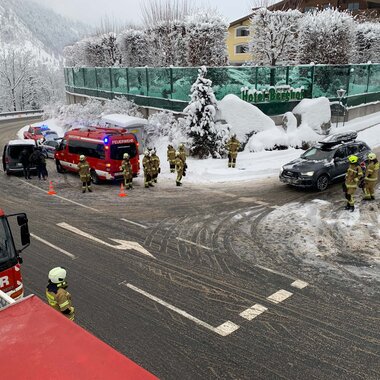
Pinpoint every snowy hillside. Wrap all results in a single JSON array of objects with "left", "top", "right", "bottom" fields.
[{"left": 0, "top": 0, "right": 90, "bottom": 67}]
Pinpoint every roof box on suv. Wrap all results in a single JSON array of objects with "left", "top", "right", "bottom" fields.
[{"left": 319, "top": 131, "right": 357, "bottom": 146}]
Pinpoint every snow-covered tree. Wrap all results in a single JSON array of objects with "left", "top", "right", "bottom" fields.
[
  {"left": 298, "top": 9, "right": 355, "bottom": 64},
  {"left": 352, "top": 22, "right": 380, "bottom": 64},
  {"left": 117, "top": 29, "right": 151, "bottom": 67},
  {"left": 186, "top": 12, "right": 228, "bottom": 67},
  {"left": 184, "top": 66, "right": 220, "bottom": 158},
  {"left": 249, "top": 8, "right": 301, "bottom": 67}
]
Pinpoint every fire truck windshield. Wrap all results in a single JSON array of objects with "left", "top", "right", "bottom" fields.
[
  {"left": 110, "top": 143, "right": 137, "bottom": 160},
  {"left": 0, "top": 218, "right": 16, "bottom": 265}
]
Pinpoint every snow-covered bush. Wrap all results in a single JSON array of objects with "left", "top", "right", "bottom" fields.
[
  {"left": 145, "top": 111, "right": 177, "bottom": 147},
  {"left": 292, "top": 97, "right": 331, "bottom": 134},
  {"left": 352, "top": 22, "right": 380, "bottom": 64},
  {"left": 185, "top": 12, "right": 228, "bottom": 66},
  {"left": 102, "top": 97, "right": 142, "bottom": 118},
  {"left": 249, "top": 8, "right": 301, "bottom": 67},
  {"left": 184, "top": 66, "right": 220, "bottom": 158},
  {"left": 298, "top": 9, "right": 355, "bottom": 64},
  {"left": 217, "top": 94, "right": 275, "bottom": 148},
  {"left": 117, "top": 29, "right": 151, "bottom": 67}
]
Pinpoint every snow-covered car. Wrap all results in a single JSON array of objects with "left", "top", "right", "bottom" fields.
[
  {"left": 279, "top": 131, "right": 371, "bottom": 191},
  {"left": 41, "top": 130, "right": 59, "bottom": 141},
  {"left": 41, "top": 139, "right": 60, "bottom": 159}
]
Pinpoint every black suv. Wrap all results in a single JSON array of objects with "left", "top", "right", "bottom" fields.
[{"left": 279, "top": 131, "right": 371, "bottom": 191}]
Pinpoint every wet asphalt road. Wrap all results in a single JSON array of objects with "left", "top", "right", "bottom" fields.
[{"left": 1, "top": 118, "right": 379, "bottom": 379}]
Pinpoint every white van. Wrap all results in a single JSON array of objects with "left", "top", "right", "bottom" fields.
[{"left": 101, "top": 114, "right": 148, "bottom": 154}]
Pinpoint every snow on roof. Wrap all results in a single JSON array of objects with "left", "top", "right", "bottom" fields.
[
  {"left": 101, "top": 114, "right": 148, "bottom": 127},
  {"left": 8, "top": 139, "right": 36, "bottom": 146}
]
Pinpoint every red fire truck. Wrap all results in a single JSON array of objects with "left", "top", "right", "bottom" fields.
[
  {"left": 54, "top": 126, "right": 140, "bottom": 183},
  {"left": 0, "top": 208, "right": 30, "bottom": 300}
]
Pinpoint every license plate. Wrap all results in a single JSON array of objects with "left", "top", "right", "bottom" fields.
[{"left": 17, "top": 163, "right": 23, "bottom": 167}]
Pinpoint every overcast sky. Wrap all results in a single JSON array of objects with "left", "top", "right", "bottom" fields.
[{"left": 32, "top": 0, "right": 255, "bottom": 26}]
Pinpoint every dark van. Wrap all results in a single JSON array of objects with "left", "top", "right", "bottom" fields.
[{"left": 2, "top": 140, "right": 37, "bottom": 175}]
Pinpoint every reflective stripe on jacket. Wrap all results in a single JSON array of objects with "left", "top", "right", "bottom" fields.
[
  {"left": 365, "top": 161, "right": 379, "bottom": 182},
  {"left": 345, "top": 163, "right": 362, "bottom": 188}
]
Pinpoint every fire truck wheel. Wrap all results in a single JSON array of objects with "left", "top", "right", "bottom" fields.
[
  {"left": 56, "top": 160, "right": 65, "bottom": 173},
  {"left": 90, "top": 170, "right": 100, "bottom": 184}
]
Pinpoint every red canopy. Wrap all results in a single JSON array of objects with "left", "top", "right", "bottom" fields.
[{"left": 0, "top": 295, "right": 157, "bottom": 380}]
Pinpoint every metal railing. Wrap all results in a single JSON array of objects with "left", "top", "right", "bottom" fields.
[
  {"left": 0, "top": 289, "right": 15, "bottom": 309},
  {"left": 0, "top": 110, "right": 43, "bottom": 118}
]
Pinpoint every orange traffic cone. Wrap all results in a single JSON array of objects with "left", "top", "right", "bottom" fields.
[
  {"left": 47, "top": 181, "right": 57, "bottom": 195},
  {"left": 118, "top": 183, "right": 127, "bottom": 197}
]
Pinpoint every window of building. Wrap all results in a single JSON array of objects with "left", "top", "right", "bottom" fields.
[
  {"left": 347, "top": 2, "right": 359, "bottom": 10},
  {"left": 235, "top": 27, "right": 249, "bottom": 37},
  {"left": 235, "top": 44, "right": 248, "bottom": 54}
]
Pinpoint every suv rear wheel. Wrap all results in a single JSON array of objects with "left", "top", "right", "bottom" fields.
[{"left": 316, "top": 174, "right": 329, "bottom": 191}]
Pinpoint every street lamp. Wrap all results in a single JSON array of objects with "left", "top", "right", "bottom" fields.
[{"left": 336, "top": 89, "right": 346, "bottom": 128}]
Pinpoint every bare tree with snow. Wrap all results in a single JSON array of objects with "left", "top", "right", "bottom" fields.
[
  {"left": 249, "top": 8, "right": 301, "bottom": 67},
  {"left": 298, "top": 9, "right": 356, "bottom": 64}
]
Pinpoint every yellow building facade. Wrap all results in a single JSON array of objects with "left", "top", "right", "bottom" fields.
[{"left": 227, "top": 14, "right": 252, "bottom": 66}]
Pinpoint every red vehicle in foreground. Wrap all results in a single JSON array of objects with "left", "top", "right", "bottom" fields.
[
  {"left": 0, "top": 294, "right": 157, "bottom": 379},
  {"left": 23, "top": 124, "right": 50, "bottom": 140},
  {"left": 54, "top": 126, "right": 140, "bottom": 183},
  {"left": 0, "top": 209, "right": 30, "bottom": 300}
]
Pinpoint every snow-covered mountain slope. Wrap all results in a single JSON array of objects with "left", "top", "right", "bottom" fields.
[{"left": 0, "top": 0, "right": 90, "bottom": 67}]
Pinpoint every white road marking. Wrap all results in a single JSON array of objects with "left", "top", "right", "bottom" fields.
[
  {"left": 291, "top": 280, "right": 309, "bottom": 289},
  {"left": 124, "top": 283, "right": 239, "bottom": 336},
  {"left": 57, "top": 222, "right": 155, "bottom": 258},
  {"left": 176, "top": 237, "right": 212, "bottom": 251},
  {"left": 239, "top": 304, "right": 268, "bottom": 321},
  {"left": 20, "top": 179, "right": 101, "bottom": 213},
  {"left": 267, "top": 289, "right": 293, "bottom": 304},
  {"left": 31, "top": 233, "right": 76, "bottom": 259},
  {"left": 121, "top": 218, "right": 148, "bottom": 229}
]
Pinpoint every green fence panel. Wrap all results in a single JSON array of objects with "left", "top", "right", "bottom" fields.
[
  {"left": 171, "top": 67, "right": 198, "bottom": 101},
  {"left": 288, "top": 65, "right": 313, "bottom": 98},
  {"left": 84, "top": 68, "right": 97, "bottom": 90},
  {"left": 73, "top": 68, "right": 84, "bottom": 88},
  {"left": 111, "top": 68, "right": 128, "bottom": 94},
  {"left": 96, "top": 68, "right": 111, "bottom": 92},
  {"left": 368, "top": 64, "right": 380, "bottom": 94},
  {"left": 147, "top": 68, "right": 172, "bottom": 99},
  {"left": 67, "top": 68, "right": 74, "bottom": 87},
  {"left": 312, "top": 65, "right": 349, "bottom": 98},
  {"left": 128, "top": 68, "right": 148, "bottom": 96},
  {"left": 348, "top": 64, "right": 369, "bottom": 96}
]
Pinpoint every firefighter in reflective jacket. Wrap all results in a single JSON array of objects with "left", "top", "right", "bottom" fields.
[
  {"left": 344, "top": 155, "right": 363, "bottom": 211},
  {"left": 178, "top": 143, "right": 187, "bottom": 176},
  {"left": 150, "top": 149, "right": 160, "bottom": 183},
  {"left": 78, "top": 155, "right": 92, "bottom": 193},
  {"left": 46, "top": 267, "right": 75, "bottom": 321},
  {"left": 363, "top": 152, "right": 379, "bottom": 200},
  {"left": 167, "top": 144, "right": 176, "bottom": 173},
  {"left": 227, "top": 135, "right": 240, "bottom": 168},
  {"left": 121, "top": 153, "right": 133, "bottom": 189},
  {"left": 175, "top": 151, "right": 184, "bottom": 186},
  {"left": 143, "top": 150, "right": 154, "bottom": 188}
]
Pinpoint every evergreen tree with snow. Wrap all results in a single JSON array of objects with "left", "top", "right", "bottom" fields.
[
  {"left": 184, "top": 66, "right": 219, "bottom": 159},
  {"left": 298, "top": 9, "right": 355, "bottom": 64}
]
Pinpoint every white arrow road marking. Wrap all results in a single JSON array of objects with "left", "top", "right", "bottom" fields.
[
  {"left": 124, "top": 282, "right": 240, "bottom": 337},
  {"left": 57, "top": 222, "right": 155, "bottom": 258},
  {"left": 31, "top": 233, "right": 76, "bottom": 259}
]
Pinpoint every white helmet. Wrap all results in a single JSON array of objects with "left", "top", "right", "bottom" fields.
[
  {"left": 48, "top": 267, "right": 67, "bottom": 284},
  {"left": 79, "top": 155, "right": 85, "bottom": 161},
  {"left": 144, "top": 150, "right": 149, "bottom": 156},
  {"left": 123, "top": 153, "right": 129, "bottom": 159}
]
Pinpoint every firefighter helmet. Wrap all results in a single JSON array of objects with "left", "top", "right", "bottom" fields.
[
  {"left": 48, "top": 267, "right": 67, "bottom": 284},
  {"left": 123, "top": 153, "right": 129, "bottom": 159},
  {"left": 368, "top": 152, "right": 376, "bottom": 161},
  {"left": 144, "top": 150, "right": 149, "bottom": 156},
  {"left": 348, "top": 155, "right": 358, "bottom": 164},
  {"left": 79, "top": 155, "right": 85, "bottom": 161},
  {"left": 175, "top": 151, "right": 180, "bottom": 157}
]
